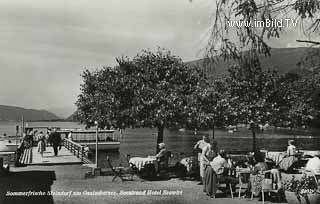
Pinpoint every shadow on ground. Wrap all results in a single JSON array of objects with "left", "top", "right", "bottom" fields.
[{"left": 0, "top": 170, "right": 56, "bottom": 204}]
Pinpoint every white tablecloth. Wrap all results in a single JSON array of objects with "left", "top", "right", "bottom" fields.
[
  {"left": 265, "top": 151, "right": 286, "bottom": 166},
  {"left": 129, "top": 157, "right": 158, "bottom": 171},
  {"left": 301, "top": 150, "right": 320, "bottom": 157}
]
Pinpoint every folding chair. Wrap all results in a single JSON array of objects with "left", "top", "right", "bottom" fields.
[
  {"left": 216, "top": 179, "right": 234, "bottom": 198},
  {"left": 106, "top": 156, "right": 134, "bottom": 182},
  {"left": 236, "top": 168, "right": 251, "bottom": 198},
  {"left": 216, "top": 174, "right": 236, "bottom": 198}
]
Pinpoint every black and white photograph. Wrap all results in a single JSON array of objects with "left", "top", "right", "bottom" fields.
[{"left": 0, "top": 0, "right": 320, "bottom": 204}]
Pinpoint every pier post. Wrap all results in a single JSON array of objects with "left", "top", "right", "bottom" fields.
[
  {"left": 95, "top": 121, "right": 98, "bottom": 168},
  {"left": 81, "top": 146, "right": 84, "bottom": 162}
]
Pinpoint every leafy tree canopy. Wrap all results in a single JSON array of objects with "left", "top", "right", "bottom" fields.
[{"left": 76, "top": 48, "right": 211, "bottom": 150}]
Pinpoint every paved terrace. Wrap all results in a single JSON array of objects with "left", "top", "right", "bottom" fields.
[{"left": 0, "top": 164, "right": 288, "bottom": 204}]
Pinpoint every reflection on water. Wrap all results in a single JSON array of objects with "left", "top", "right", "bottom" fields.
[{"left": 1, "top": 121, "right": 319, "bottom": 168}]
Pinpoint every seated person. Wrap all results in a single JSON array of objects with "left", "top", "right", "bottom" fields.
[
  {"left": 149, "top": 143, "right": 169, "bottom": 170},
  {"left": 277, "top": 140, "right": 300, "bottom": 172},
  {"left": 249, "top": 151, "right": 270, "bottom": 197},
  {"left": 209, "top": 149, "right": 238, "bottom": 196},
  {"left": 305, "top": 154, "right": 320, "bottom": 175},
  {"left": 154, "top": 143, "right": 167, "bottom": 160},
  {"left": 287, "top": 140, "right": 298, "bottom": 156},
  {"left": 252, "top": 151, "right": 269, "bottom": 174}
]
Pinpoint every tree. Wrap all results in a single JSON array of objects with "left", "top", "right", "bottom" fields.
[
  {"left": 76, "top": 48, "right": 210, "bottom": 153},
  {"left": 206, "top": 0, "right": 320, "bottom": 61},
  {"left": 201, "top": 0, "right": 320, "bottom": 151},
  {"left": 273, "top": 69, "right": 320, "bottom": 129},
  {"left": 216, "top": 52, "right": 281, "bottom": 152}
]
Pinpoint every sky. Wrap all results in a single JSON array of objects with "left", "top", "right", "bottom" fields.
[{"left": 0, "top": 0, "right": 318, "bottom": 116}]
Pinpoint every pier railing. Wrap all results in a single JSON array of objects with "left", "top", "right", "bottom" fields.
[{"left": 64, "top": 138, "right": 92, "bottom": 164}]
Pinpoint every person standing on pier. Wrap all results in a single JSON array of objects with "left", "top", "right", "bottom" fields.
[
  {"left": 49, "top": 129, "right": 61, "bottom": 156},
  {"left": 37, "top": 132, "right": 46, "bottom": 157}
]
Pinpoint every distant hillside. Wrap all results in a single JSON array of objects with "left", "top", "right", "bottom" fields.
[
  {"left": 47, "top": 106, "right": 76, "bottom": 119},
  {"left": 188, "top": 47, "right": 320, "bottom": 78},
  {"left": 66, "top": 111, "right": 79, "bottom": 121},
  {"left": 0, "top": 105, "right": 60, "bottom": 121}
]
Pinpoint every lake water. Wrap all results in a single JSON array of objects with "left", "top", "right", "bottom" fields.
[{"left": 1, "top": 121, "right": 320, "bottom": 168}]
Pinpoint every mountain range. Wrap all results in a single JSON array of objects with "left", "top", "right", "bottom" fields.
[
  {"left": 0, "top": 105, "right": 60, "bottom": 121},
  {"left": 188, "top": 47, "right": 320, "bottom": 78}
]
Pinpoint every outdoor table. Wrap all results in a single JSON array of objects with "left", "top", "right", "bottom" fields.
[
  {"left": 236, "top": 167, "right": 251, "bottom": 181},
  {"left": 265, "top": 151, "right": 286, "bottom": 166},
  {"left": 236, "top": 167, "right": 251, "bottom": 175},
  {"left": 129, "top": 157, "right": 159, "bottom": 172},
  {"left": 301, "top": 150, "right": 320, "bottom": 157}
]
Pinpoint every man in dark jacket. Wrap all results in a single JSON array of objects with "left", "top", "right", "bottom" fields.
[{"left": 49, "top": 129, "right": 61, "bottom": 156}]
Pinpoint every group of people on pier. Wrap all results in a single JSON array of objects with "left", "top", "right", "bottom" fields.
[
  {"left": 36, "top": 129, "right": 62, "bottom": 157},
  {"left": 18, "top": 128, "right": 62, "bottom": 158}
]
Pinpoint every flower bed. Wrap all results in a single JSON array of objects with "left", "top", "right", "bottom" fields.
[
  {"left": 283, "top": 174, "right": 320, "bottom": 204},
  {"left": 285, "top": 191, "right": 320, "bottom": 204}
]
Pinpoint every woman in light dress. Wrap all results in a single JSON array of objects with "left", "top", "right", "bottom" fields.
[
  {"left": 37, "top": 132, "right": 46, "bottom": 157},
  {"left": 194, "top": 135, "right": 210, "bottom": 184}
]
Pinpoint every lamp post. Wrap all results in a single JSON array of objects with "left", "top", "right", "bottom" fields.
[{"left": 94, "top": 121, "right": 98, "bottom": 168}]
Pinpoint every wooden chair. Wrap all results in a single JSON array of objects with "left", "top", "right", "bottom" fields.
[
  {"left": 106, "top": 156, "right": 135, "bottom": 182},
  {"left": 236, "top": 168, "right": 251, "bottom": 198},
  {"left": 250, "top": 169, "right": 281, "bottom": 204},
  {"left": 216, "top": 176, "right": 234, "bottom": 198},
  {"left": 158, "top": 151, "right": 172, "bottom": 171}
]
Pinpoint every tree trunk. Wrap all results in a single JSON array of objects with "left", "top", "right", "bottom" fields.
[
  {"left": 252, "top": 128, "right": 256, "bottom": 153},
  {"left": 156, "top": 125, "right": 164, "bottom": 153},
  {"left": 212, "top": 121, "right": 215, "bottom": 140}
]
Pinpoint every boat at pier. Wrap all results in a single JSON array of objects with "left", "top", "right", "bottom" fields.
[
  {"left": 23, "top": 126, "right": 120, "bottom": 151},
  {"left": 60, "top": 129, "right": 120, "bottom": 151},
  {"left": 0, "top": 140, "right": 20, "bottom": 152}
]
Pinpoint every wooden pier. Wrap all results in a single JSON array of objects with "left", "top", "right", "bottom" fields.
[
  {"left": 29, "top": 146, "right": 83, "bottom": 165},
  {"left": 18, "top": 139, "right": 92, "bottom": 166}
]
